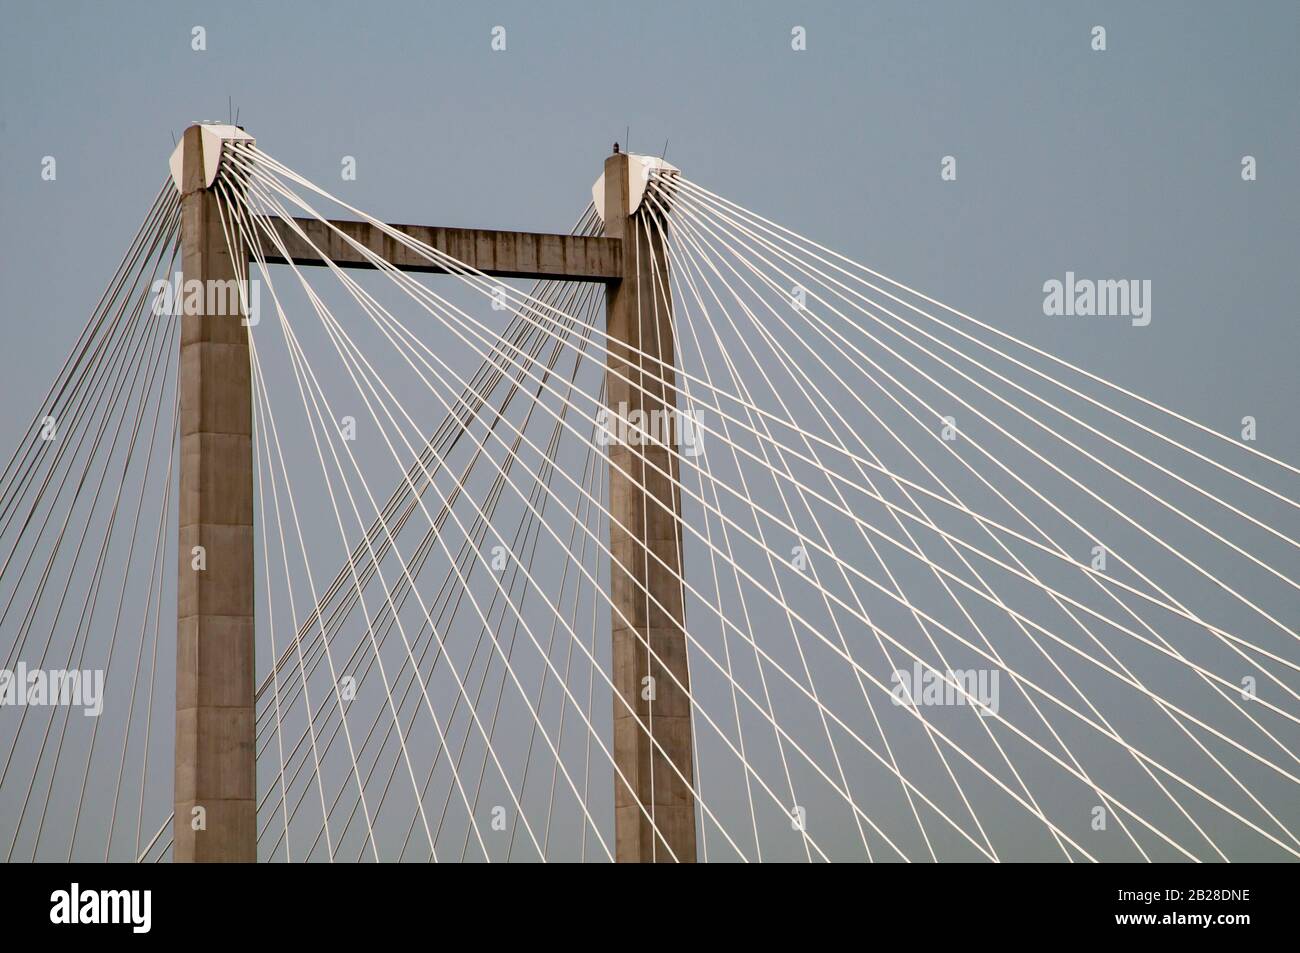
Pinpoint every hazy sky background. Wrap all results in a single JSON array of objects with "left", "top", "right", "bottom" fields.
[
  {"left": 0, "top": 1, "right": 1296, "bottom": 862},
  {"left": 1, "top": 0, "right": 1296, "bottom": 446}
]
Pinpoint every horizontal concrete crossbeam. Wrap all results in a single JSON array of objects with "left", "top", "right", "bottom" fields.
[{"left": 259, "top": 217, "right": 622, "bottom": 282}]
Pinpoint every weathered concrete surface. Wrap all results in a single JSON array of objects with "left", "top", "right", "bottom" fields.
[
  {"left": 175, "top": 124, "right": 256, "bottom": 863},
  {"left": 603, "top": 151, "right": 698, "bottom": 863},
  {"left": 260, "top": 218, "right": 622, "bottom": 282}
]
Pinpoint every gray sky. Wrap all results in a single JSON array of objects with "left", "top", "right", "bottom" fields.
[
  {"left": 2, "top": 1, "right": 1296, "bottom": 450},
  {"left": 0, "top": 1, "right": 1296, "bottom": 861}
]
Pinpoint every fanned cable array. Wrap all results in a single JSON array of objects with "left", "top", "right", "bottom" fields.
[
  {"left": 0, "top": 184, "right": 181, "bottom": 861},
  {"left": 1, "top": 139, "right": 1295, "bottom": 861}
]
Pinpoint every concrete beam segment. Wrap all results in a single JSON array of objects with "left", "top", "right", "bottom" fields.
[{"left": 258, "top": 218, "right": 622, "bottom": 282}]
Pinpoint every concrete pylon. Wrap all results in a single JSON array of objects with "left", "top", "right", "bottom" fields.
[
  {"left": 173, "top": 124, "right": 256, "bottom": 862},
  {"left": 603, "top": 151, "right": 698, "bottom": 862}
]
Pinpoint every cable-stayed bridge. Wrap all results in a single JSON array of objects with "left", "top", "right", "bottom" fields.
[{"left": 0, "top": 124, "right": 1295, "bottom": 862}]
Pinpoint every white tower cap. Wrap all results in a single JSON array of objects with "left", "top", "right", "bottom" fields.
[
  {"left": 168, "top": 123, "right": 255, "bottom": 193},
  {"left": 592, "top": 153, "right": 679, "bottom": 223}
]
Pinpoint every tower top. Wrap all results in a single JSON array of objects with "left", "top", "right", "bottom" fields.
[
  {"left": 592, "top": 152, "right": 679, "bottom": 223},
  {"left": 168, "top": 123, "right": 254, "bottom": 194}
]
